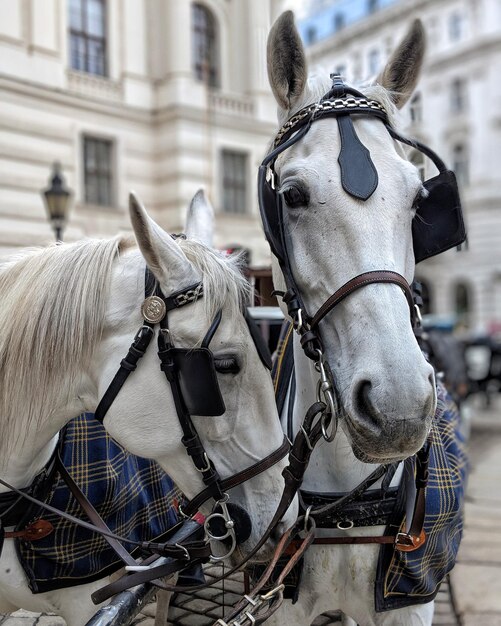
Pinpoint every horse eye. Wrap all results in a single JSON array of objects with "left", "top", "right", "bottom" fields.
[
  {"left": 282, "top": 185, "right": 309, "bottom": 208},
  {"left": 214, "top": 356, "right": 240, "bottom": 374}
]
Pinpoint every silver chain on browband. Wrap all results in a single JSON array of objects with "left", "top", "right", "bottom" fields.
[
  {"left": 274, "top": 97, "right": 387, "bottom": 147},
  {"left": 174, "top": 283, "right": 204, "bottom": 307}
]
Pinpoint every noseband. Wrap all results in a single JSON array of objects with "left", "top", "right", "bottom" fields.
[{"left": 94, "top": 267, "right": 290, "bottom": 560}]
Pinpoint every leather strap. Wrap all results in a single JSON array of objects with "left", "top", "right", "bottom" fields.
[
  {"left": 4, "top": 519, "right": 53, "bottom": 540},
  {"left": 91, "top": 403, "right": 329, "bottom": 602},
  {"left": 310, "top": 270, "right": 416, "bottom": 329},
  {"left": 181, "top": 436, "right": 290, "bottom": 518}
]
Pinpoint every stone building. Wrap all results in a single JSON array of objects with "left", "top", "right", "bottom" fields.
[
  {"left": 0, "top": 0, "right": 283, "bottom": 275},
  {"left": 298, "top": 0, "right": 501, "bottom": 331}
]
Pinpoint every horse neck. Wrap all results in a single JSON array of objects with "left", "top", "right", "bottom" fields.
[
  {"left": 0, "top": 377, "right": 95, "bottom": 491},
  {"left": 291, "top": 335, "right": 380, "bottom": 493}
]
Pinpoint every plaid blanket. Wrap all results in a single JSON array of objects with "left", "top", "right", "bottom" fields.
[
  {"left": 16, "top": 413, "right": 181, "bottom": 593},
  {"left": 272, "top": 322, "right": 468, "bottom": 612},
  {"left": 375, "top": 384, "right": 468, "bottom": 611}
]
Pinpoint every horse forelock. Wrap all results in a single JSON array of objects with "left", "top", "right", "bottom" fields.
[{"left": 0, "top": 238, "right": 123, "bottom": 456}]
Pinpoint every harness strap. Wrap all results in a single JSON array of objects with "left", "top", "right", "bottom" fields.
[
  {"left": 218, "top": 516, "right": 316, "bottom": 626},
  {"left": 90, "top": 403, "right": 328, "bottom": 602},
  {"left": 309, "top": 270, "right": 416, "bottom": 330},
  {"left": 181, "top": 435, "right": 290, "bottom": 518},
  {"left": 94, "top": 325, "right": 154, "bottom": 423}
]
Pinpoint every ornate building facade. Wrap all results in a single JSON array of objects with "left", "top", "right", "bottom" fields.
[
  {"left": 299, "top": 0, "right": 501, "bottom": 331},
  {"left": 0, "top": 0, "right": 284, "bottom": 268}
]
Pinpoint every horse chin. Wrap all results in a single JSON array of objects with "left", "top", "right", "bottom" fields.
[{"left": 340, "top": 416, "right": 421, "bottom": 464}]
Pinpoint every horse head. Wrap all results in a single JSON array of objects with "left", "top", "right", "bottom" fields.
[
  {"left": 94, "top": 193, "right": 297, "bottom": 559},
  {"left": 265, "top": 12, "right": 436, "bottom": 463}
]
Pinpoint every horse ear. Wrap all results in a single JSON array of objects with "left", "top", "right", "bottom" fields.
[
  {"left": 267, "top": 11, "right": 308, "bottom": 112},
  {"left": 377, "top": 19, "right": 426, "bottom": 109},
  {"left": 185, "top": 188, "right": 214, "bottom": 247},
  {"left": 129, "top": 192, "right": 199, "bottom": 290}
]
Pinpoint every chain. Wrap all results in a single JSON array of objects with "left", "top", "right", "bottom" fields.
[{"left": 174, "top": 283, "right": 204, "bottom": 307}]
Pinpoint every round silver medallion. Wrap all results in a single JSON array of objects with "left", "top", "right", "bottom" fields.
[{"left": 141, "top": 296, "right": 166, "bottom": 324}]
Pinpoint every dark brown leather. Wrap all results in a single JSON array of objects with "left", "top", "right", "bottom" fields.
[
  {"left": 182, "top": 436, "right": 290, "bottom": 517},
  {"left": 310, "top": 270, "right": 415, "bottom": 329}
]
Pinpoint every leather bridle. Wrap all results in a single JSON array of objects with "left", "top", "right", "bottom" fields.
[{"left": 94, "top": 267, "right": 292, "bottom": 562}]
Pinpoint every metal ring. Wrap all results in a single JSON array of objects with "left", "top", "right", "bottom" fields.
[
  {"left": 204, "top": 513, "right": 234, "bottom": 541},
  {"left": 321, "top": 409, "right": 337, "bottom": 443},
  {"left": 174, "top": 542, "right": 191, "bottom": 561},
  {"left": 303, "top": 505, "right": 313, "bottom": 533},
  {"left": 208, "top": 532, "right": 237, "bottom": 562},
  {"left": 336, "top": 520, "right": 354, "bottom": 530}
]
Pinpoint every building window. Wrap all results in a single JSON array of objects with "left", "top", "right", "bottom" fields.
[
  {"left": 305, "top": 25, "right": 317, "bottom": 44},
  {"left": 368, "top": 49, "right": 380, "bottom": 75},
  {"left": 368, "top": 0, "right": 379, "bottom": 14},
  {"left": 452, "top": 143, "right": 469, "bottom": 187},
  {"left": 69, "top": 0, "right": 107, "bottom": 76},
  {"left": 449, "top": 12, "right": 464, "bottom": 41},
  {"left": 450, "top": 78, "right": 467, "bottom": 113},
  {"left": 83, "top": 137, "right": 114, "bottom": 206},
  {"left": 192, "top": 3, "right": 219, "bottom": 88},
  {"left": 454, "top": 282, "right": 471, "bottom": 324},
  {"left": 334, "top": 13, "right": 345, "bottom": 31},
  {"left": 410, "top": 150, "right": 426, "bottom": 182},
  {"left": 221, "top": 150, "right": 247, "bottom": 214},
  {"left": 409, "top": 92, "right": 422, "bottom": 124}
]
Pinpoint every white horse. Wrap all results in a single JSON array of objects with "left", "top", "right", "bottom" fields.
[
  {"left": 262, "top": 12, "right": 439, "bottom": 626},
  {"left": 0, "top": 193, "right": 297, "bottom": 625}
]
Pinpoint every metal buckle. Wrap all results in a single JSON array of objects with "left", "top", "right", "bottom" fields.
[{"left": 195, "top": 452, "right": 212, "bottom": 473}]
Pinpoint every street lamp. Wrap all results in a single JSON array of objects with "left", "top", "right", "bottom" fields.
[{"left": 42, "top": 162, "right": 72, "bottom": 242}]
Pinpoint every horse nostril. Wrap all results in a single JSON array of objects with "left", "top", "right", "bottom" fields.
[{"left": 353, "top": 380, "right": 381, "bottom": 430}]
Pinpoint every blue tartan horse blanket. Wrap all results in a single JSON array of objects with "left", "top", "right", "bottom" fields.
[
  {"left": 272, "top": 322, "right": 468, "bottom": 612},
  {"left": 16, "top": 413, "right": 181, "bottom": 593}
]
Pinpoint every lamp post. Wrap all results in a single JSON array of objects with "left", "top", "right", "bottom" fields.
[{"left": 42, "top": 162, "right": 72, "bottom": 242}]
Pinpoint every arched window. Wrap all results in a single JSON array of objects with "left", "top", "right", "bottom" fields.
[
  {"left": 452, "top": 143, "right": 469, "bottom": 187},
  {"left": 409, "top": 92, "right": 422, "bottom": 124},
  {"left": 454, "top": 282, "right": 471, "bottom": 323},
  {"left": 410, "top": 150, "right": 425, "bottom": 182},
  {"left": 192, "top": 3, "right": 219, "bottom": 88}
]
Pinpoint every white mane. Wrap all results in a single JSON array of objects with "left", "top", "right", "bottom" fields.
[{"left": 0, "top": 237, "right": 249, "bottom": 455}]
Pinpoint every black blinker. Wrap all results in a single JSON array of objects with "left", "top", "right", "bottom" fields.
[{"left": 163, "top": 348, "right": 226, "bottom": 417}]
